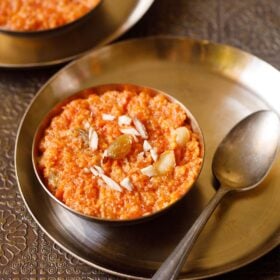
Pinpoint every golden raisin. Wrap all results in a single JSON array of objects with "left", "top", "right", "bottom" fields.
[{"left": 107, "top": 135, "right": 133, "bottom": 159}]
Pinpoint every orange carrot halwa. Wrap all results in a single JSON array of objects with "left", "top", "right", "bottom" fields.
[
  {"left": 38, "top": 88, "right": 203, "bottom": 220},
  {"left": 0, "top": 0, "right": 99, "bottom": 31}
]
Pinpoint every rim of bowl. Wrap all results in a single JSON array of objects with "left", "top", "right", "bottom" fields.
[
  {"left": 32, "top": 83, "right": 205, "bottom": 225},
  {"left": 0, "top": 0, "right": 101, "bottom": 37}
]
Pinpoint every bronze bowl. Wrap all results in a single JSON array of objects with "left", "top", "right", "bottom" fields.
[{"left": 32, "top": 83, "right": 205, "bottom": 225}]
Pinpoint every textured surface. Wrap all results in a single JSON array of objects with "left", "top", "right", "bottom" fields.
[{"left": 0, "top": 0, "right": 279, "bottom": 279}]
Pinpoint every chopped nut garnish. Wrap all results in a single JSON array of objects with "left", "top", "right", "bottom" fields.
[
  {"left": 90, "top": 165, "right": 122, "bottom": 192},
  {"left": 150, "top": 148, "right": 158, "bottom": 161},
  {"left": 133, "top": 117, "right": 148, "bottom": 139},
  {"left": 100, "top": 174, "right": 122, "bottom": 192},
  {"left": 102, "top": 114, "right": 115, "bottom": 121},
  {"left": 143, "top": 140, "right": 152, "bottom": 151},
  {"left": 141, "top": 165, "right": 156, "bottom": 177},
  {"left": 88, "top": 127, "right": 98, "bottom": 151},
  {"left": 154, "top": 150, "right": 176, "bottom": 175},
  {"left": 120, "top": 127, "right": 140, "bottom": 137},
  {"left": 143, "top": 140, "right": 158, "bottom": 161},
  {"left": 90, "top": 167, "right": 99, "bottom": 176},
  {"left": 118, "top": 115, "right": 132, "bottom": 126},
  {"left": 107, "top": 134, "right": 133, "bottom": 159},
  {"left": 120, "top": 177, "right": 133, "bottom": 191},
  {"left": 93, "top": 165, "right": 104, "bottom": 174}
]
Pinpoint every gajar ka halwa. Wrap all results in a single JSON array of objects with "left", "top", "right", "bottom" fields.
[
  {"left": 37, "top": 87, "right": 203, "bottom": 220},
  {"left": 0, "top": 0, "right": 100, "bottom": 32}
]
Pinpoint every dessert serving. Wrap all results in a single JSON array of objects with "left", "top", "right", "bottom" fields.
[
  {"left": 34, "top": 84, "right": 203, "bottom": 220},
  {"left": 0, "top": 0, "right": 100, "bottom": 32}
]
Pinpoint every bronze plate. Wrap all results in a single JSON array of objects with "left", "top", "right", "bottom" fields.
[
  {"left": 0, "top": 0, "right": 154, "bottom": 68},
  {"left": 15, "top": 37, "right": 280, "bottom": 279}
]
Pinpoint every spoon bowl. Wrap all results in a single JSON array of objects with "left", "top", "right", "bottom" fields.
[
  {"left": 213, "top": 110, "right": 280, "bottom": 191},
  {"left": 152, "top": 110, "right": 280, "bottom": 280}
]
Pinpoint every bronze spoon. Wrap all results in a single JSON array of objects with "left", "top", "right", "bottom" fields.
[{"left": 152, "top": 110, "right": 280, "bottom": 280}]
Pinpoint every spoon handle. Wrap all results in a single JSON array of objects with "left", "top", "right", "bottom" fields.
[{"left": 151, "top": 186, "right": 231, "bottom": 280}]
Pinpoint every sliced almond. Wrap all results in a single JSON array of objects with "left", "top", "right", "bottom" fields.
[
  {"left": 90, "top": 165, "right": 122, "bottom": 192},
  {"left": 89, "top": 128, "right": 98, "bottom": 151},
  {"left": 94, "top": 165, "right": 104, "bottom": 174},
  {"left": 120, "top": 177, "right": 133, "bottom": 191},
  {"left": 143, "top": 140, "right": 158, "bottom": 162},
  {"left": 141, "top": 165, "right": 156, "bottom": 177},
  {"left": 90, "top": 167, "right": 99, "bottom": 176},
  {"left": 118, "top": 115, "right": 132, "bottom": 126},
  {"left": 143, "top": 140, "right": 152, "bottom": 151},
  {"left": 154, "top": 150, "right": 176, "bottom": 175},
  {"left": 88, "top": 127, "right": 94, "bottom": 139},
  {"left": 102, "top": 114, "right": 115, "bottom": 121},
  {"left": 133, "top": 117, "right": 148, "bottom": 139},
  {"left": 174, "top": 127, "right": 190, "bottom": 146},
  {"left": 100, "top": 174, "right": 122, "bottom": 192},
  {"left": 150, "top": 148, "right": 158, "bottom": 162},
  {"left": 120, "top": 127, "right": 140, "bottom": 137}
]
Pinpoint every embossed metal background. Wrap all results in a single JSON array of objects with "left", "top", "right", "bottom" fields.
[
  {"left": 0, "top": 0, "right": 154, "bottom": 68},
  {"left": 15, "top": 37, "right": 280, "bottom": 279},
  {"left": 1, "top": 0, "right": 280, "bottom": 279}
]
